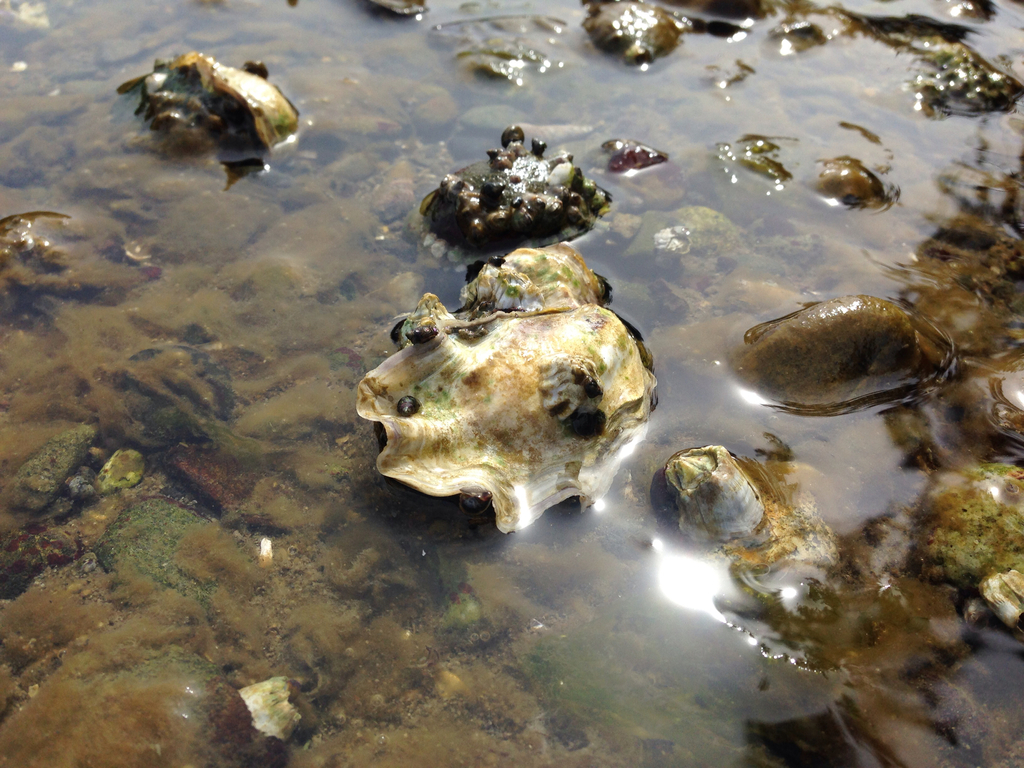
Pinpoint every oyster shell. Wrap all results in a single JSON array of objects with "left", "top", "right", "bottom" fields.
[
  {"left": 980, "top": 570, "right": 1024, "bottom": 630},
  {"left": 653, "top": 446, "right": 837, "bottom": 569},
  {"left": 663, "top": 446, "right": 765, "bottom": 541},
  {"left": 238, "top": 676, "right": 301, "bottom": 741},
  {"left": 118, "top": 52, "right": 299, "bottom": 153},
  {"left": 358, "top": 244, "right": 656, "bottom": 532}
]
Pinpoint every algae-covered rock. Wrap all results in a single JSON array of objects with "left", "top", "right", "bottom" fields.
[
  {"left": 921, "top": 464, "right": 1024, "bottom": 589},
  {"left": 94, "top": 498, "right": 214, "bottom": 606},
  {"left": 95, "top": 449, "right": 145, "bottom": 494},
  {"left": 5, "top": 424, "right": 96, "bottom": 513},
  {"left": 0, "top": 523, "right": 82, "bottom": 599},
  {"left": 118, "top": 345, "right": 236, "bottom": 448}
]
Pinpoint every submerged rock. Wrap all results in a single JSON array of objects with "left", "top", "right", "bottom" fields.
[
  {"left": 624, "top": 204, "right": 745, "bottom": 276},
  {"left": 4, "top": 424, "right": 97, "bottom": 513},
  {"left": 732, "top": 295, "right": 952, "bottom": 413},
  {"left": 364, "top": 0, "right": 425, "bottom": 15},
  {"left": 118, "top": 52, "right": 299, "bottom": 154},
  {"left": 659, "top": 0, "right": 766, "bottom": 19},
  {"left": 419, "top": 126, "right": 611, "bottom": 258},
  {"left": 164, "top": 444, "right": 258, "bottom": 513},
  {"left": 431, "top": 16, "right": 570, "bottom": 85},
  {"left": 583, "top": 2, "right": 688, "bottom": 66},
  {"left": 357, "top": 243, "right": 656, "bottom": 532},
  {"left": 0, "top": 523, "right": 82, "bottom": 599},
  {"left": 768, "top": 21, "right": 828, "bottom": 54},
  {"left": 816, "top": 156, "right": 898, "bottom": 209},
  {"left": 94, "top": 498, "right": 215, "bottom": 606},
  {"left": 651, "top": 446, "right": 837, "bottom": 569}
]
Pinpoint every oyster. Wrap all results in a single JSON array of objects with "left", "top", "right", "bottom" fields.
[
  {"left": 652, "top": 446, "right": 837, "bottom": 569},
  {"left": 357, "top": 243, "right": 656, "bottom": 532},
  {"left": 118, "top": 52, "right": 299, "bottom": 153},
  {"left": 420, "top": 125, "right": 611, "bottom": 258}
]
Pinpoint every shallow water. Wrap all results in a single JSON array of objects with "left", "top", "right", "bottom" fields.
[{"left": 2, "top": 0, "right": 1024, "bottom": 765}]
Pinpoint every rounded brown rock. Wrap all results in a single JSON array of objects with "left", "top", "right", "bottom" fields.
[{"left": 732, "top": 295, "right": 951, "bottom": 411}]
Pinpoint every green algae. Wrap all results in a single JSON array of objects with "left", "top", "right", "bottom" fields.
[{"left": 923, "top": 464, "right": 1024, "bottom": 588}]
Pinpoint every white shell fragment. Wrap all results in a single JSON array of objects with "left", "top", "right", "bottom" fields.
[
  {"left": 980, "top": 569, "right": 1024, "bottom": 629},
  {"left": 357, "top": 243, "right": 656, "bottom": 532},
  {"left": 239, "top": 676, "right": 301, "bottom": 741},
  {"left": 258, "top": 537, "right": 273, "bottom": 568}
]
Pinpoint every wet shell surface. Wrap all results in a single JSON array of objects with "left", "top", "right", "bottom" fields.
[
  {"left": 357, "top": 243, "right": 656, "bottom": 532},
  {"left": 663, "top": 445, "right": 765, "bottom": 541},
  {"left": 656, "top": 445, "right": 837, "bottom": 569}
]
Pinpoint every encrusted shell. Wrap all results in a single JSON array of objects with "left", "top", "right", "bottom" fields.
[
  {"left": 659, "top": 446, "right": 837, "bottom": 569},
  {"left": 664, "top": 445, "right": 765, "bottom": 541},
  {"left": 459, "top": 243, "right": 608, "bottom": 318},
  {"left": 358, "top": 244, "right": 655, "bottom": 533}
]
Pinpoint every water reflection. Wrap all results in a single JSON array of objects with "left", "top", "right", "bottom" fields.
[{"left": 655, "top": 542, "right": 728, "bottom": 622}]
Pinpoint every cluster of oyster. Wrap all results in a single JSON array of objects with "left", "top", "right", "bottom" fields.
[
  {"left": 357, "top": 244, "right": 656, "bottom": 532},
  {"left": 419, "top": 126, "right": 611, "bottom": 256}
]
